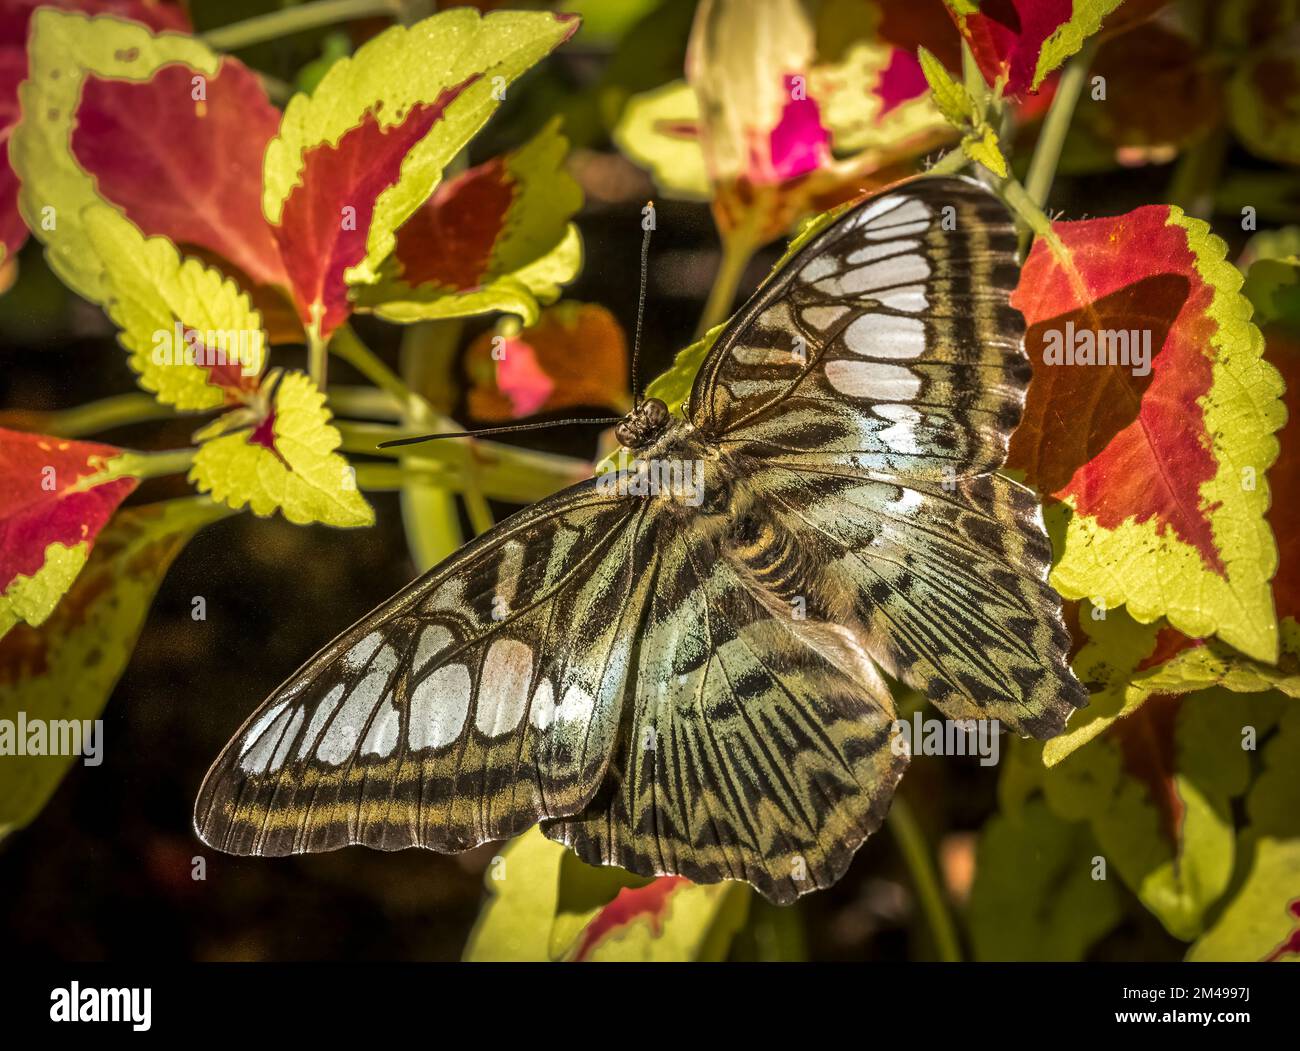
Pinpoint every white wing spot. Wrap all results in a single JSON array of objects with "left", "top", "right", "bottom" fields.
[
  {"left": 801, "top": 305, "right": 848, "bottom": 331},
  {"left": 476, "top": 639, "right": 533, "bottom": 737},
  {"left": 529, "top": 677, "right": 556, "bottom": 731},
  {"left": 835, "top": 254, "right": 930, "bottom": 295},
  {"left": 847, "top": 239, "right": 918, "bottom": 265},
  {"left": 409, "top": 664, "right": 471, "bottom": 750},
  {"left": 239, "top": 705, "right": 293, "bottom": 774},
  {"left": 316, "top": 646, "right": 397, "bottom": 765},
  {"left": 342, "top": 630, "right": 383, "bottom": 670},
  {"left": 361, "top": 692, "right": 401, "bottom": 758},
  {"left": 877, "top": 285, "right": 928, "bottom": 313},
  {"left": 824, "top": 360, "right": 923, "bottom": 401},
  {"left": 298, "top": 684, "right": 345, "bottom": 759},
  {"left": 557, "top": 683, "right": 595, "bottom": 726},
  {"left": 799, "top": 255, "right": 838, "bottom": 282},
  {"left": 414, "top": 624, "right": 454, "bottom": 672},
  {"left": 843, "top": 314, "right": 926, "bottom": 359},
  {"left": 266, "top": 707, "right": 304, "bottom": 773},
  {"left": 885, "top": 486, "right": 925, "bottom": 515},
  {"left": 239, "top": 700, "right": 288, "bottom": 757},
  {"left": 877, "top": 404, "right": 926, "bottom": 454}
]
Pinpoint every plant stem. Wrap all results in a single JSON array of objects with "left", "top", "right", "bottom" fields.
[
  {"left": 927, "top": 148, "right": 969, "bottom": 177},
  {"left": 1023, "top": 38, "right": 1096, "bottom": 213},
  {"left": 308, "top": 331, "right": 329, "bottom": 391},
  {"left": 202, "top": 0, "right": 401, "bottom": 52},
  {"left": 8, "top": 393, "right": 178, "bottom": 437},
  {"left": 115, "top": 447, "right": 197, "bottom": 482},
  {"left": 888, "top": 795, "right": 962, "bottom": 963},
  {"left": 398, "top": 320, "right": 464, "bottom": 570},
  {"left": 337, "top": 422, "right": 589, "bottom": 504},
  {"left": 695, "top": 229, "right": 756, "bottom": 340},
  {"left": 330, "top": 323, "right": 427, "bottom": 418},
  {"left": 327, "top": 385, "right": 403, "bottom": 421},
  {"left": 1001, "top": 175, "right": 1067, "bottom": 265}
]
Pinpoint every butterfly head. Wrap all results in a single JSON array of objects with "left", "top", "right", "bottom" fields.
[{"left": 614, "top": 397, "right": 671, "bottom": 450}]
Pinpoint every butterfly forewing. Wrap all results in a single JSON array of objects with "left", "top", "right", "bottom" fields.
[
  {"left": 690, "top": 178, "right": 1027, "bottom": 480},
  {"left": 194, "top": 481, "right": 654, "bottom": 856}
]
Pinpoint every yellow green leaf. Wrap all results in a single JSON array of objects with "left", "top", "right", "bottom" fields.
[
  {"left": 83, "top": 205, "right": 266, "bottom": 411},
  {"left": 10, "top": 9, "right": 221, "bottom": 308},
  {"left": 612, "top": 80, "right": 711, "bottom": 200},
  {"left": 1046, "top": 609, "right": 1300, "bottom": 766},
  {"left": 190, "top": 372, "right": 373, "bottom": 528},
  {"left": 970, "top": 799, "right": 1122, "bottom": 960},
  {"left": 355, "top": 119, "right": 585, "bottom": 326},
  {"left": 264, "top": 8, "right": 579, "bottom": 295},
  {"left": 962, "top": 125, "right": 1008, "bottom": 177},
  {"left": 0, "top": 498, "right": 228, "bottom": 839},
  {"left": 917, "top": 45, "right": 973, "bottom": 128},
  {"left": 1188, "top": 701, "right": 1300, "bottom": 961}
]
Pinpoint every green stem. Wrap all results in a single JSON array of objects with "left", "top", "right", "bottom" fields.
[
  {"left": 115, "top": 447, "right": 197, "bottom": 482},
  {"left": 695, "top": 230, "right": 757, "bottom": 340},
  {"left": 9, "top": 393, "right": 178, "bottom": 438},
  {"left": 462, "top": 489, "right": 495, "bottom": 535},
  {"left": 201, "top": 0, "right": 401, "bottom": 52},
  {"left": 927, "top": 148, "right": 969, "bottom": 177},
  {"left": 327, "top": 385, "right": 403, "bottom": 421},
  {"left": 888, "top": 795, "right": 962, "bottom": 963},
  {"left": 308, "top": 331, "right": 329, "bottom": 392},
  {"left": 1023, "top": 38, "right": 1096, "bottom": 215},
  {"left": 1001, "top": 175, "right": 1067, "bottom": 263},
  {"left": 330, "top": 323, "right": 427, "bottom": 418},
  {"left": 399, "top": 320, "right": 464, "bottom": 571},
  {"left": 337, "top": 422, "right": 589, "bottom": 504}
]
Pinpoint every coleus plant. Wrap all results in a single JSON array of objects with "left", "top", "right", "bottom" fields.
[{"left": 1, "top": 0, "right": 1298, "bottom": 964}]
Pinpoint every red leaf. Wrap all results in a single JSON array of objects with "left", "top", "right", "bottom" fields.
[
  {"left": 392, "top": 153, "right": 514, "bottom": 292},
  {"left": 273, "top": 76, "right": 480, "bottom": 339},
  {"left": 572, "top": 877, "right": 688, "bottom": 961},
  {"left": 72, "top": 58, "right": 290, "bottom": 295},
  {"left": 0, "top": 0, "right": 190, "bottom": 261},
  {"left": 0, "top": 429, "right": 137, "bottom": 591},
  {"left": 946, "top": 0, "right": 1074, "bottom": 95},
  {"left": 1006, "top": 208, "right": 1225, "bottom": 575}
]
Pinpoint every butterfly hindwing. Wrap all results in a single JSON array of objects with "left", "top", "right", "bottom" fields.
[
  {"left": 543, "top": 509, "right": 907, "bottom": 905},
  {"left": 194, "top": 480, "right": 656, "bottom": 856},
  {"left": 755, "top": 460, "right": 1083, "bottom": 735},
  {"left": 690, "top": 177, "right": 1027, "bottom": 480}
]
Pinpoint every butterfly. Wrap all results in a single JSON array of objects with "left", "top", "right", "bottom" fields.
[{"left": 195, "top": 176, "right": 1085, "bottom": 904}]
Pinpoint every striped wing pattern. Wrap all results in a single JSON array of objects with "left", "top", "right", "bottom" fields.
[
  {"left": 195, "top": 481, "right": 653, "bottom": 855},
  {"left": 196, "top": 176, "right": 1084, "bottom": 904},
  {"left": 690, "top": 177, "right": 1028, "bottom": 480},
  {"left": 544, "top": 507, "right": 907, "bottom": 904}
]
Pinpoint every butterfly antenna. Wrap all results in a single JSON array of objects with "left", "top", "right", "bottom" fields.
[
  {"left": 378, "top": 417, "right": 623, "bottom": 449},
  {"left": 631, "top": 200, "right": 653, "bottom": 407}
]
